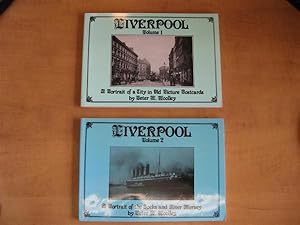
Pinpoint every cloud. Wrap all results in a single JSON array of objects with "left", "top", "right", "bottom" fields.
[
  {"left": 84, "top": 194, "right": 112, "bottom": 216},
  {"left": 195, "top": 194, "right": 225, "bottom": 212},
  {"left": 83, "top": 194, "right": 225, "bottom": 217}
]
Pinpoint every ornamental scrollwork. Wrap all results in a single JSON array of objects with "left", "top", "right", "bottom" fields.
[
  {"left": 86, "top": 96, "right": 93, "bottom": 102},
  {"left": 208, "top": 17, "right": 214, "bottom": 23},
  {"left": 86, "top": 122, "right": 93, "bottom": 128},
  {"left": 213, "top": 210, "right": 219, "bottom": 217},
  {"left": 212, "top": 123, "right": 218, "bottom": 129}
]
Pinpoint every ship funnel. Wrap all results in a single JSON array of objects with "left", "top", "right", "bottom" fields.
[
  {"left": 132, "top": 168, "right": 135, "bottom": 177},
  {"left": 146, "top": 163, "right": 150, "bottom": 175},
  {"left": 136, "top": 163, "right": 145, "bottom": 176},
  {"left": 141, "top": 165, "right": 145, "bottom": 176}
]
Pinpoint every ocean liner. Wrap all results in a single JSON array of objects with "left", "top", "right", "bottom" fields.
[{"left": 126, "top": 152, "right": 193, "bottom": 188}]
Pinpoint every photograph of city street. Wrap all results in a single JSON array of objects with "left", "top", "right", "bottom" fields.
[{"left": 111, "top": 35, "right": 193, "bottom": 87}]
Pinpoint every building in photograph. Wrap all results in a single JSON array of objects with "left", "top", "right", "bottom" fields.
[
  {"left": 169, "top": 47, "right": 174, "bottom": 73},
  {"left": 111, "top": 36, "right": 138, "bottom": 85},
  {"left": 168, "top": 47, "right": 176, "bottom": 85},
  {"left": 137, "top": 58, "right": 151, "bottom": 81},
  {"left": 169, "top": 37, "right": 193, "bottom": 86},
  {"left": 159, "top": 63, "right": 169, "bottom": 82}
]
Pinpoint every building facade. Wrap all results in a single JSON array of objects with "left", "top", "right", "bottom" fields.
[
  {"left": 169, "top": 37, "right": 193, "bottom": 86},
  {"left": 159, "top": 63, "right": 169, "bottom": 82},
  {"left": 111, "top": 35, "right": 138, "bottom": 85},
  {"left": 168, "top": 47, "right": 176, "bottom": 83},
  {"left": 137, "top": 58, "right": 151, "bottom": 81}
]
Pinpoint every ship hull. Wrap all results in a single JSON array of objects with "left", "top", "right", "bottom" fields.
[{"left": 126, "top": 176, "right": 193, "bottom": 188}]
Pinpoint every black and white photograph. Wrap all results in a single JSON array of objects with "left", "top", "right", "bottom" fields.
[
  {"left": 111, "top": 35, "right": 193, "bottom": 87},
  {"left": 109, "top": 147, "right": 194, "bottom": 200}
]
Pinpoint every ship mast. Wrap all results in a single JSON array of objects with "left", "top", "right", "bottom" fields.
[{"left": 157, "top": 151, "right": 160, "bottom": 174}]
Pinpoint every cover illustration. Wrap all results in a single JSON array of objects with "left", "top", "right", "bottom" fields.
[
  {"left": 79, "top": 118, "right": 226, "bottom": 221},
  {"left": 81, "top": 13, "right": 222, "bottom": 107}
]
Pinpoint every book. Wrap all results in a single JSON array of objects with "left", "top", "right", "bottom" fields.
[
  {"left": 79, "top": 118, "right": 225, "bottom": 221},
  {"left": 81, "top": 13, "right": 222, "bottom": 107}
]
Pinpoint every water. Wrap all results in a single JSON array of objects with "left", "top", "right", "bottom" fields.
[{"left": 109, "top": 185, "right": 194, "bottom": 200}]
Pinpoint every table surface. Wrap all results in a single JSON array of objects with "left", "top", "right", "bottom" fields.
[{"left": 0, "top": 1, "right": 299, "bottom": 225}]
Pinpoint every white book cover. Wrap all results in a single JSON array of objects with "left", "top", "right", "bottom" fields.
[{"left": 81, "top": 13, "right": 222, "bottom": 107}]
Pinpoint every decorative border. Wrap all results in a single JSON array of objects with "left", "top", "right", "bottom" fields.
[
  {"left": 81, "top": 121, "right": 222, "bottom": 219},
  {"left": 84, "top": 15, "right": 219, "bottom": 104}
]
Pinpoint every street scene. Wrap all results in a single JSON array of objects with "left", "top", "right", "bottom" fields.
[
  {"left": 111, "top": 35, "right": 193, "bottom": 87},
  {"left": 120, "top": 78, "right": 177, "bottom": 87}
]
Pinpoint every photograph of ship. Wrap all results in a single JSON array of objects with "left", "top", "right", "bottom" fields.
[
  {"left": 111, "top": 35, "right": 193, "bottom": 87},
  {"left": 109, "top": 147, "right": 194, "bottom": 200}
]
